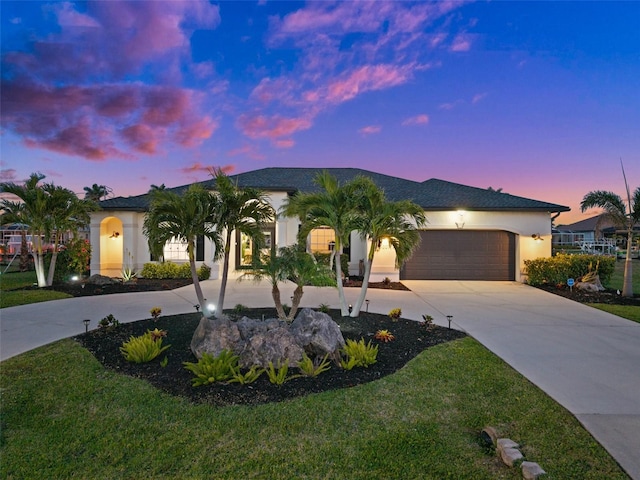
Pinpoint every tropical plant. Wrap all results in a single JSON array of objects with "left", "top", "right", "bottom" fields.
[
  {"left": 349, "top": 176, "right": 426, "bottom": 316},
  {"left": 266, "top": 359, "right": 298, "bottom": 385},
  {"left": 83, "top": 183, "right": 112, "bottom": 202},
  {"left": 374, "top": 329, "right": 395, "bottom": 342},
  {"left": 120, "top": 329, "right": 170, "bottom": 363},
  {"left": 388, "top": 308, "right": 402, "bottom": 321},
  {"left": 340, "top": 338, "right": 378, "bottom": 369},
  {"left": 580, "top": 162, "right": 639, "bottom": 297},
  {"left": 242, "top": 243, "right": 335, "bottom": 321},
  {"left": 297, "top": 353, "right": 332, "bottom": 377},
  {"left": 183, "top": 350, "right": 238, "bottom": 386},
  {"left": 143, "top": 185, "right": 223, "bottom": 312},
  {"left": 150, "top": 307, "right": 162, "bottom": 320},
  {"left": 209, "top": 169, "right": 275, "bottom": 317},
  {"left": 228, "top": 365, "right": 264, "bottom": 384},
  {"left": 98, "top": 314, "right": 120, "bottom": 331},
  {"left": 422, "top": 314, "right": 434, "bottom": 330},
  {"left": 282, "top": 171, "right": 364, "bottom": 316},
  {"left": 0, "top": 173, "right": 98, "bottom": 287}
]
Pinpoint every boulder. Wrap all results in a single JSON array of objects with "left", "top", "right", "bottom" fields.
[
  {"left": 521, "top": 461, "right": 546, "bottom": 479},
  {"left": 290, "top": 308, "right": 345, "bottom": 361},
  {"left": 190, "top": 316, "right": 241, "bottom": 359},
  {"left": 239, "top": 326, "right": 305, "bottom": 369}
]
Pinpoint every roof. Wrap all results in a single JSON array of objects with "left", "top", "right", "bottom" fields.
[{"left": 99, "top": 167, "right": 570, "bottom": 213}]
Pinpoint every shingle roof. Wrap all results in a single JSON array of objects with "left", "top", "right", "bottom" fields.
[{"left": 99, "top": 167, "right": 570, "bottom": 213}]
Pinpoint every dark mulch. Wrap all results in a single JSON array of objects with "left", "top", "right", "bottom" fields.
[
  {"left": 48, "top": 278, "right": 193, "bottom": 297},
  {"left": 75, "top": 308, "right": 465, "bottom": 407},
  {"left": 536, "top": 284, "right": 640, "bottom": 306}
]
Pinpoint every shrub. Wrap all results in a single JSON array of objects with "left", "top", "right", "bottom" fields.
[
  {"left": 140, "top": 261, "right": 212, "bottom": 280},
  {"left": 313, "top": 252, "right": 349, "bottom": 279},
  {"left": 197, "top": 263, "right": 211, "bottom": 281},
  {"left": 150, "top": 307, "right": 162, "bottom": 320},
  {"left": 98, "top": 314, "right": 120, "bottom": 331},
  {"left": 340, "top": 338, "right": 378, "bottom": 370},
  {"left": 183, "top": 350, "right": 238, "bottom": 386},
  {"left": 120, "top": 329, "right": 170, "bottom": 363},
  {"left": 388, "top": 308, "right": 402, "bottom": 321},
  {"left": 524, "top": 254, "right": 615, "bottom": 286},
  {"left": 48, "top": 238, "right": 91, "bottom": 282},
  {"left": 298, "top": 353, "right": 332, "bottom": 377},
  {"left": 266, "top": 360, "right": 298, "bottom": 385},
  {"left": 228, "top": 365, "right": 264, "bottom": 384},
  {"left": 421, "top": 314, "right": 434, "bottom": 330},
  {"left": 318, "top": 303, "right": 331, "bottom": 314}
]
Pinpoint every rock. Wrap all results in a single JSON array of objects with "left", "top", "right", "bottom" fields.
[
  {"left": 86, "top": 274, "right": 119, "bottom": 286},
  {"left": 497, "top": 438, "right": 520, "bottom": 453},
  {"left": 521, "top": 461, "right": 546, "bottom": 479},
  {"left": 239, "top": 326, "right": 305, "bottom": 369},
  {"left": 480, "top": 426, "right": 498, "bottom": 447},
  {"left": 190, "top": 316, "right": 241, "bottom": 359},
  {"left": 290, "top": 308, "right": 345, "bottom": 361},
  {"left": 575, "top": 281, "right": 604, "bottom": 292},
  {"left": 500, "top": 447, "right": 524, "bottom": 467}
]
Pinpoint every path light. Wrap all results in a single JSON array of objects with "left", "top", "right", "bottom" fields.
[
  {"left": 71, "top": 275, "right": 79, "bottom": 282},
  {"left": 446, "top": 315, "right": 453, "bottom": 330},
  {"left": 348, "top": 304, "right": 353, "bottom": 314},
  {"left": 194, "top": 304, "right": 200, "bottom": 312},
  {"left": 83, "top": 319, "right": 90, "bottom": 333},
  {"left": 365, "top": 299, "right": 369, "bottom": 312},
  {"left": 207, "top": 303, "right": 216, "bottom": 316}
]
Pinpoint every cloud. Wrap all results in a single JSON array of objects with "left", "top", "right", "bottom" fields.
[
  {"left": 438, "top": 100, "right": 463, "bottom": 110},
  {"left": 450, "top": 33, "right": 472, "bottom": 52},
  {"left": 402, "top": 114, "right": 429, "bottom": 126},
  {"left": 472, "top": 92, "right": 488, "bottom": 104},
  {"left": 0, "top": 169, "right": 17, "bottom": 182},
  {"left": 180, "top": 162, "right": 215, "bottom": 174},
  {"left": 237, "top": 114, "right": 312, "bottom": 144},
  {"left": 1, "top": 1, "right": 220, "bottom": 161},
  {"left": 359, "top": 125, "right": 381, "bottom": 135},
  {"left": 227, "top": 144, "right": 266, "bottom": 160}
]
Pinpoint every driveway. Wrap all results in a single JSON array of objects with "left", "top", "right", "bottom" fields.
[{"left": 1, "top": 280, "right": 639, "bottom": 478}]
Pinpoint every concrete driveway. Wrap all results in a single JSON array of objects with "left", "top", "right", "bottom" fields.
[{"left": 1, "top": 279, "right": 639, "bottom": 478}]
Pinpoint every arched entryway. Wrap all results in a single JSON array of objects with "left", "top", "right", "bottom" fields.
[{"left": 99, "top": 217, "right": 123, "bottom": 276}]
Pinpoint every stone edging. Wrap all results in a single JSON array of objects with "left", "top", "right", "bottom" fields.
[{"left": 482, "top": 426, "right": 546, "bottom": 479}]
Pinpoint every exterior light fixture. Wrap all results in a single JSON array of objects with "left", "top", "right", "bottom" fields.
[
  {"left": 71, "top": 275, "right": 79, "bottom": 282},
  {"left": 455, "top": 210, "right": 465, "bottom": 229},
  {"left": 207, "top": 303, "right": 216, "bottom": 315},
  {"left": 365, "top": 299, "right": 370, "bottom": 312},
  {"left": 109, "top": 231, "right": 120, "bottom": 239},
  {"left": 194, "top": 304, "right": 200, "bottom": 312},
  {"left": 531, "top": 234, "right": 543, "bottom": 242},
  {"left": 348, "top": 304, "right": 353, "bottom": 314},
  {"left": 83, "top": 318, "right": 90, "bottom": 333},
  {"left": 446, "top": 315, "right": 453, "bottom": 330}
]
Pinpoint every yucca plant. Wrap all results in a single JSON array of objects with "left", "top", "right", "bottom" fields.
[
  {"left": 298, "top": 353, "right": 332, "bottom": 377},
  {"left": 266, "top": 359, "right": 300, "bottom": 385},
  {"left": 183, "top": 350, "right": 239, "bottom": 386},
  {"left": 340, "top": 338, "right": 378, "bottom": 370}
]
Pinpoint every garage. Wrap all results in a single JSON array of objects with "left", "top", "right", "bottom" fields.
[{"left": 400, "top": 230, "right": 516, "bottom": 281}]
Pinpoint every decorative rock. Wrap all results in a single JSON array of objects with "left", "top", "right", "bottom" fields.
[
  {"left": 290, "top": 308, "right": 345, "bottom": 360},
  {"left": 496, "top": 438, "right": 520, "bottom": 453},
  {"left": 481, "top": 426, "right": 499, "bottom": 447},
  {"left": 575, "top": 281, "right": 604, "bottom": 292},
  {"left": 521, "top": 461, "right": 546, "bottom": 479},
  {"left": 86, "top": 274, "right": 119, "bottom": 285},
  {"left": 239, "top": 326, "right": 304, "bottom": 369},
  {"left": 500, "top": 447, "right": 524, "bottom": 467},
  {"left": 190, "top": 316, "right": 241, "bottom": 359}
]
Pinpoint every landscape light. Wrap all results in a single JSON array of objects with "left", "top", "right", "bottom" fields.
[{"left": 83, "top": 319, "right": 90, "bottom": 333}]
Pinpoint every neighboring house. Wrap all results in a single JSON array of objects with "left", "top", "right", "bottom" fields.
[
  {"left": 555, "top": 214, "right": 639, "bottom": 256},
  {"left": 90, "top": 167, "right": 569, "bottom": 282}
]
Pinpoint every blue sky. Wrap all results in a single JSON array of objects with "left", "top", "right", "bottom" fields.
[{"left": 1, "top": 0, "right": 639, "bottom": 224}]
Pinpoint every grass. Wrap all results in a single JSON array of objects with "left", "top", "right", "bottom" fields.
[
  {"left": 604, "top": 258, "right": 640, "bottom": 292},
  {"left": 0, "top": 336, "right": 627, "bottom": 479},
  {"left": 587, "top": 304, "right": 640, "bottom": 323},
  {"left": 0, "top": 270, "right": 71, "bottom": 308}
]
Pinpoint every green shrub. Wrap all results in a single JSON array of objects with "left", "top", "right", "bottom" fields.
[
  {"left": 266, "top": 360, "right": 299, "bottom": 385},
  {"left": 140, "top": 261, "right": 212, "bottom": 280},
  {"left": 48, "top": 238, "right": 92, "bottom": 282},
  {"left": 120, "top": 329, "right": 170, "bottom": 363},
  {"left": 229, "top": 365, "right": 264, "bottom": 384},
  {"left": 313, "top": 252, "right": 349, "bottom": 279},
  {"left": 183, "top": 350, "right": 238, "bottom": 386},
  {"left": 524, "top": 254, "right": 615, "bottom": 286},
  {"left": 98, "top": 314, "right": 120, "bottom": 331},
  {"left": 340, "top": 338, "right": 378, "bottom": 370},
  {"left": 388, "top": 308, "right": 402, "bottom": 321},
  {"left": 318, "top": 303, "right": 331, "bottom": 314},
  {"left": 298, "top": 353, "right": 332, "bottom": 377}
]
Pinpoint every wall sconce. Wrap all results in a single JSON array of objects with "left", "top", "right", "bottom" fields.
[
  {"left": 455, "top": 210, "right": 465, "bottom": 229},
  {"left": 531, "top": 234, "right": 544, "bottom": 242},
  {"left": 109, "top": 231, "right": 120, "bottom": 239}
]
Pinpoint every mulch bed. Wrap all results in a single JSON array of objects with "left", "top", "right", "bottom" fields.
[
  {"left": 49, "top": 278, "right": 193, "bottom": 297},
  {"left": 75, "top": 308, "right": 465, "bottom": 407},
  {"left": 537, "top": 284, "right": 639, "bottom": 306}
]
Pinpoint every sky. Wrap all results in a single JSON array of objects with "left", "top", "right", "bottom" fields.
[{"left": 1, "top": 0, "right": 639, "bottom": 225}]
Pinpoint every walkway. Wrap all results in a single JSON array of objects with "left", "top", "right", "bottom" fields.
[{"left": 1, "top": 280, "right": 639, "bottom": 479}]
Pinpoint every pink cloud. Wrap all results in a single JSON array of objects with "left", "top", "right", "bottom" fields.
[
  {"left": 180, "top": 162, "right": 215, "bottom": 174},
  {"left": 275, "top": 138, "right": 295, "bottom": 148},
  {"left": 472, "top": 92, "right": 488, "bottom": 104},
  {"left": 237, "top": 114, "right": 312, "bottom": 142},
  {"left": 122, "top": 124, "right": 160, "bottom": 154},
  {"left": 359, "top": 125, "right": 381, "bottom": 135},
  {"left": 326, "top": 64, "right": 412, "bottom": 103},
  {"left": 402, "top": 114, "right": 430, "bottom": 126},
  {"left": 450, "top": 33, "right": 472, "bottom": 52},
  {"left": 227, "top": 144, "right": 266, "bottom": 161},
  {"left": 52, "top": 2, "right": 100, "bottom": 27},
  {"left": 0, "top": 169, "right": 17, "bottom": 181}
]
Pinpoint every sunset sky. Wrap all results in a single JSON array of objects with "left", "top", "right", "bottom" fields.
[{"left": 1, "top": 0, "right": 638, "bottom": 224}]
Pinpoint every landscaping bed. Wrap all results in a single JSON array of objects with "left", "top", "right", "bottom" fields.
[
  {"left": 75, "top": 309, "right": 465, "bottom": 407},
  {"left": 537, "top": 284, "right": 639, "bottom": 306}
]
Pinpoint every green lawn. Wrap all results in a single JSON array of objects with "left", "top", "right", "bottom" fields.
[
  {"left": 604, "top": 258, "right": 640, "bottom": 292},
  {"left": 0, "top": 270, "right": 71, "bottom": 308},
  {"left": 0, "top": 337, "right": 627, "bottom": 479},
  {"left": 587, "top": 304, "right": 640, "bottom": 323}
]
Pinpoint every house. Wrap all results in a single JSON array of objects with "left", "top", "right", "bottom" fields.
[
  {"left": 90, "top": 167, "right": 570, "bottom": 282},
  {"left": 555, "top": 214, "right": 640, "bottom": 257}
]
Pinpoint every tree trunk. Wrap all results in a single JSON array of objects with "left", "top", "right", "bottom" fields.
[
  {"left": 216, "top": 231, "right": 233, "bottom": 316},
  {"left": 334, "top": 245, "right": 349, "bottom": 316},
  {"left": 287, "top": 285, "right": 304, "bottom": 322},
  {"left": 33, "top": 253, "right": 47, "bottom": 287},
  {"left": 46, "top": 252, "right": 58, "bottom": 286},
  {"left": 19, "top": 231, "right": 29, "bottom": 272},
  {"left": 622, "top": 230, "right": 634, "bottom": 297},
  {"left": 351, "top": 246, "right": 374, "bottom": 317},
  {"left": 271, "top": 284, "right": 287, "bottom": 320},
  {"left": 189, "top": 242, "right": 207, "bottom": 314}
]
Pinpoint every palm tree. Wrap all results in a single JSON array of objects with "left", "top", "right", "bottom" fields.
[
  {"left": 350, "top": 177, "right": 426, "bottom": 316},
  {"left": 282, "top": 171, "right": 363, "bottom": 316},
  {"left": 243, "top": 244, "right": 335, "bottom": 321},
  {"left": 143, "top": 185, "right": 223, "bottom": 311},
  {"left": 1, "top": 173, "right": 95, "bottom": 286},
  {"left": 209, "top": 169, "right": 274, "bottom": 315},
  {"left": 581, "top": 166, "right": 639, "bottom": 297},
  {"left": 83, "top": 184, "right": 112, "bottom": 202}
]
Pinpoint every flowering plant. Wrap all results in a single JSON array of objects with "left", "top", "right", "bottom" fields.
[
  {"left": 150, "top": 307, "right": 162, "bottom": 320},
  {"left": 374, "top": 329, "right": 395, "bottom": 342}
]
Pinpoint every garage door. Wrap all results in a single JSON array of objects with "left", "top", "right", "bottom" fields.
[{"left": 400, "top": 230, "right": 515, "bottom": 281}]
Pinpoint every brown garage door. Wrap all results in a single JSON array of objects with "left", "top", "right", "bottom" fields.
[{"left": 400, "top": 230, "right": 516, "bottom": 281}]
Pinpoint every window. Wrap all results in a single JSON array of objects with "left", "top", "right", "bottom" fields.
[
  {"left": 236, "top": 226, "right": 275, "bottom": 268},
  {"left": 309, "top": 227, "right": 335, "bottom": 254},
  {"left": 156, "top": 235, "right": 204, "bottom": 262}
]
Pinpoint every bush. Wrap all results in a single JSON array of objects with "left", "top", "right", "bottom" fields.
[
  {"left": 141, "top": 261, "right": 211, "bottom": 280},
  {"left": 120, "top": 329, "right": 170, "bottom": 363},
  {"left": 183, "top": 350, "right": 239, "bottom": 386},
  {"left": 48, "top": 238, "right": 92, "bottom": 282},
  {"left": 524, "top": 254, "right": 615, "bottom": 286},
  {"left": 313, "top": 252, "right": 349, "bottom": 279},
  {"left": 340, "top": 338, "right": 378, "bottom": 370}
]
